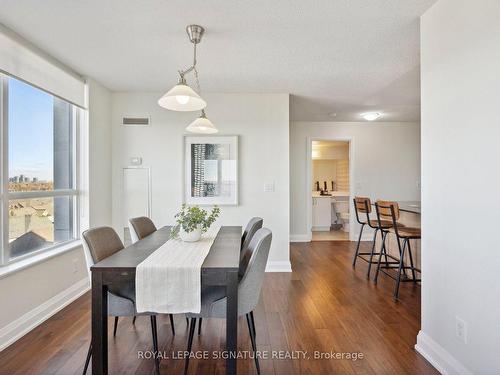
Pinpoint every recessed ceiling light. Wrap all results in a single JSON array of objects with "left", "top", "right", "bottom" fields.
[
  {"left": 328, "top": 112, "right": 337, "bottom": 118},
  {"left": 362, "top": 112, "right": 381, "bottom": 121}
]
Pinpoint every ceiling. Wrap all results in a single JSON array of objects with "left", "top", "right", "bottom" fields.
[{"left": 0, "top": 0, "right": 436, "bottom": 122}]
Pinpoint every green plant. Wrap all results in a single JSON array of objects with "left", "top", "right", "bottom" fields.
[{"left": 170, "top": 204, "right": 220, "bottom": 239}]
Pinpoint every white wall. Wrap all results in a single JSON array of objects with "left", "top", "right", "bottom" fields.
[
  {"left": 111, "top": 93, "right": 290, "bottom": 270},
  {"left": 417, "top": 1, "right": 500, "bottom": 373},
  {"left": 290, "top": 121, "right": 420, "bottom": 241}
]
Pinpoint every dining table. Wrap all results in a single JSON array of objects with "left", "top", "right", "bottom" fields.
[{"left": 90, "top": 225, "right": 242, "bottom": 375}]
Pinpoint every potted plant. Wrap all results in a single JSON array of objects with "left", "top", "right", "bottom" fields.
[{"left": 170, "top": 204, "right": 220, "bottom": 242}]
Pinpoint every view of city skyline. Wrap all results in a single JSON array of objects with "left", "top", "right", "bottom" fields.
[{"left": 8, "top": 77, "right": 54, "bottom": 182}]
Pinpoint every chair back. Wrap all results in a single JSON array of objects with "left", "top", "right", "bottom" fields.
[
  {"left": 82, "top": 227, "right": 124, "bottom": 265},
  {"left": 238, "top": 228, "right": 272, "bottom": 314},
  {"left": 129, "top": 216, "right": 157, "bottom": 243},
  {"left": 241, "top": 217, "right": 263, "bottom": 252},
  {"left": 239, "top": 217, "right": 263, "bottom": 276},
  {"left": 353, "top": 197, "right": 371, "bottom": 224},
  {"left": 375, "top": 200, "right": 400, "bottom": 221}
]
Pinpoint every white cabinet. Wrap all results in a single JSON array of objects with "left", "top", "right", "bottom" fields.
[{"left": 312, "top": 197, "right": 332, "bottom": 231}]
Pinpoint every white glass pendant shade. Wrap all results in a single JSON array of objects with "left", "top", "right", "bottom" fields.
[
  {"left": 158, "top": 80, "right": 207, "bottom": 112},
  {"left": 186, "top": 111, "right": 218, "bottom": 134}
]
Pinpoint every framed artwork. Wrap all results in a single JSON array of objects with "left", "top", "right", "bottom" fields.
[{"left": 184, "top": 135, "right": 238, "bottom": 205}]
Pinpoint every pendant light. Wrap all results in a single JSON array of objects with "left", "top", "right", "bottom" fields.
[
  {"left": 158, "top": 25, "right": 218, "bottom": 133},
  {"left": 157, "top": 75, "right": 206, "bottom": 111},
  {"left": 186, "top": 110, "right": 218, "bottom": 134}
]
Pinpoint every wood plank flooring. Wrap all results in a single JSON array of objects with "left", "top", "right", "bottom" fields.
[{"left": 0, "top": 241, "right": 437, "bottom": 374}]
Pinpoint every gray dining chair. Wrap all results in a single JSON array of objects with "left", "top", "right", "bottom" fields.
[
  {"left": 81, "top": 226, "right": 162, "bottom": 375},
  {"left": 196, "top": 217, "right": 264, "bottom": 335},
  {"left": 184, "top": 228, "right": 272, "bottom": 375},
  {"left": 128, "top": 216, "right": 177, "bottom": 333},
  {"left": 129, "top": 216, "right": 157, "bottom": 244},
  {"left": 239, "top": 217, "right": 263, "bottom": 275}
]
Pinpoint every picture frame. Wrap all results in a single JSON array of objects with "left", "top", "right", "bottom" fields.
[{"left": 184, "top": 135, "right": 239, "bottom": 205}]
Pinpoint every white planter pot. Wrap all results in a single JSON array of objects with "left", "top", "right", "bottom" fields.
[{"left": 179, "top": 226, "right": 202, "bottom": 242}]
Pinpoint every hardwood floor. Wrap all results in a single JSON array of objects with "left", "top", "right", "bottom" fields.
[{"left": 0, "top": 241, "right": 437, "bottom": 375}]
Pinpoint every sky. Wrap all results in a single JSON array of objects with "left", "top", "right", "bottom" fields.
[{"left": 8, "top": 77, "right": 53, "bottom": 181}]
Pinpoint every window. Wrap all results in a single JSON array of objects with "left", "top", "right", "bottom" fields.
[{"left": 1, "top": 75, "right": 82, "bottom": 263}]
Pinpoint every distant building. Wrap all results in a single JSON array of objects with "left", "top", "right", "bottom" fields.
[{"left": 32, "top": 177, "right": 38, "bottom": 182}]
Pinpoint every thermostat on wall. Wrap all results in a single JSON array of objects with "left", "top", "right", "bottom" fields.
[{"left": 130, "top": 156, "right": 142, "bottom": 166}]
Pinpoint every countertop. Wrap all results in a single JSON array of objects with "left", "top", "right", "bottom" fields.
[
  {"left": 397, "top": 201, "right": 421, "bottom": 214},
  {"left": 312, "top": 191, "right": 350, "bottom": 198}
]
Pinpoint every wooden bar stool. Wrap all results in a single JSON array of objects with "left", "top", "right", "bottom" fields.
[
  {"left": 373, "top": 201, "right": 421, "bottom": 299},
  {"left": 352, "top": 197, "right": 399, "bottom": 278}
]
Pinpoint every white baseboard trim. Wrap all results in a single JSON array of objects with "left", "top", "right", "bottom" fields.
[
  {"left": 415, "top": 330, "right": 473, "bottom": 375},
  {"left": 290, "top": 234, "right": 312, "bottom": 242},
  {"left": 0, "top": 277, "right": 90, "bottom": 352},
  {"left": 266, "top": 260, "right": 292, "bottom": 272}
]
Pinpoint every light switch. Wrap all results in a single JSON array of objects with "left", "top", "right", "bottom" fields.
[{"left": 264, "top": 182, "right": 275, "bottom": 192}]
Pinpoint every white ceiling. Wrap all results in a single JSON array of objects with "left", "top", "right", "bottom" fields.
[{"left": 0, "top": 0, "right": 436, "bottom": 121}]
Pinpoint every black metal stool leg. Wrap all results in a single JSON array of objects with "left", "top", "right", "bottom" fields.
[
  {"left": 352, "top": 223, "right": 365, "bottom": 267},
  {"left": 407, "top": 239, "right": 417, "bottom": 282},
  {"left": 198, "top": 318, "right": 202, "bottom": 335},
  {"left": 394, "top": 239, "right": 408, "bottom": 300},
  {"left": 246, "top": 313, "right": 261, "bottom": 375},
  {"left": 132, "top": 316, "right": 136, "bottom": 325},
  {"left": 366, "top": 228, "right": 379, "bottom": 278},
  {"left": 83, "top": 343, "right": 92, "bottom": 375},
  {"left": 184, "top": 318, "right": 197, "bottom": 375},
  {"left": 150, "top": 316, "right": 160, "bottom": 375},
  {"left": 373, "top": 236, "right": 387, "bottom": 284}
]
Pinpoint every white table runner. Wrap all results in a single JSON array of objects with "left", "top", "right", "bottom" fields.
[{"left": 135, "top": 226, "right": 220, "bottom": 314}]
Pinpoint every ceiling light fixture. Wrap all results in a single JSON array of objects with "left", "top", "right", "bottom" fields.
[
  {"left": 186, "top": 110, "right": 218, "bottom": 134},
  {"left": 362, "top": 112, "right": 382, "bottom": 121},
  {"left": 158, "top": 25, "right": 218, "bottom": 133}
]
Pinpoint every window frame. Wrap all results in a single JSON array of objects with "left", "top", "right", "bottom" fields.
[{"left": 0, "top": 74, "right": 81, "bottom": 266}]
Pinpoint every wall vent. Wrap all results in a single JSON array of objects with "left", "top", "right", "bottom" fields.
[{"left": 122, "top": 116, "right": 151, "bottom": 126}]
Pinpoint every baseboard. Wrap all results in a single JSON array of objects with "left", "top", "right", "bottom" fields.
[
  {"left": 266, "top": 260, "right": 292, "bottom": 272},
  {"left": 0, "top": 277, "right": 90, "bottom": 352},
  {"left": 290, "top": 234, "right": 312, "bottom": 242},
  {"left": 415, "top": 330, "right": 473, "bottom": 375}
]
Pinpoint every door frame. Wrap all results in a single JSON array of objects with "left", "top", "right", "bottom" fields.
[{"left": 306, "top": 137, "right": 355, "bottom": 241}]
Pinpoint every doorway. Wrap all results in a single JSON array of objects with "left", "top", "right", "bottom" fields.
[{"left": 309, "top": 140, "right": 351, "bottom": 241}]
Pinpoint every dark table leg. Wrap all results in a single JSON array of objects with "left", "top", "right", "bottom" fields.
[
  {"left": 226, "top": 270, "right": 238, "bottom": 375},
  {"left": 92, "top": 271, "right": 108, "bottom": 375}
]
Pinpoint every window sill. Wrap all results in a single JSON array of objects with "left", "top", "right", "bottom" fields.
[{"left": 0, "top": 240, "right": 83, "bottom": 280}]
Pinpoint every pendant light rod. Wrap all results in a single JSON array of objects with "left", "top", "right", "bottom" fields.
[{"left": 178, "top": 25, "right": 205, "bottom": 79}]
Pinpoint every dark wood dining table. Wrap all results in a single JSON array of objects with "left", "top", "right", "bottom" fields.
[{"left": 90, "top": 226, "right": 241, "bottom": 375}]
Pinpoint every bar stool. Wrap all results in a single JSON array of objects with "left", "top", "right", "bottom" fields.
[
  {"left": 373, "top": 201, "right": 421, "bottom": 299},
  {"left": 352, "top": 197, "right": 399, "bottom": 278}
]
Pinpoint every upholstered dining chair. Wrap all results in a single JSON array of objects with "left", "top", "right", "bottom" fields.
[
  {"left": 81, "top": 227, "right": 162, "bottom": 375},
  {"left": 196, "top": 217, "right": 264, "bottom": 335},
  {"left": 184, "top": 228, "right": 272, "bottom": 375},
  {"left": 129, "top": 216, "right": 157, "bottom": 244}
]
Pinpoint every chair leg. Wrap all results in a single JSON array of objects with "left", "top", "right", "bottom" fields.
[
  {"left": 83, "top": 343, "right": 92, "bottom": 375},
  {"left": 198, "top": 317, "right": 202, "bottom": 335},
  {"left": 407, "top": 240, "right": 417, "bottom": 282},
  {"left": 186, "top": 316, "right": 189, "bottom": 325},
  {"left": 352, "top": 223, "right": 365, "bottom": 267},
  {"left": 169, "top": 314, "right": 176, "bottom": 336},
  {"left": 113, "top": 316, "right": 119, "bottom": 337},
  {"left": 366, "top": 228, "right": 379, "bottom": 278},
  {"left": 394, "top": 239, "right": 407, "bottom": 300},
  {"left": 150, "top": 316, "right": 160, "bottom": 375},
  {"left": 250, "top": 311, "right": 256, "bottom": 339},
  {"left": 373, "top": 233, "right": 387, "bottom": 284},
  {"left": 184, "top": 318, "right": 197, "bottom": 375},
  {"left": 132, "top": 316, "right": 136, "bottom": 325},
  {"left": 246, "top": 313, "right": 261, "bottom": 375}
]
